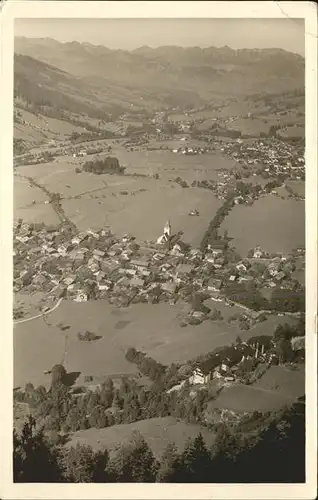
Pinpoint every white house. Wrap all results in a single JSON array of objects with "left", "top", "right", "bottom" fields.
[
  {"left": 189, "top": 367, "right": 211, "bottom": 385},
  {"left": 207, "top": 278, "right": 222, "bottom": 292},
  {"left": 236, "top": 262, "right": 248, "bottom": 272},
  {"left": 253, "top": 248, "right": 263, "bottom": 259},
  {"left": 209, "top": 247, "right": 224, "bottom": 256}
]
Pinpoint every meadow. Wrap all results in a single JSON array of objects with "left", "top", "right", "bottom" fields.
[
  {"left": 14, "top": 151, "right": 224, "bottom": 246},
  {"left": 277, "top": 125, "right": 305, "bottom": 140},
  {"left": 285, "top": 180, "right": 305, "bottom": 198},
  {"left": 62, "top": 183, "right": 221, "bottom": 246},
  {"left": 113, "top": 149, "right": 237, "bottom": 183},
  {"left": 226, "top": 117, "right": 271, "bottom": 136},
  {"left": 14, "top": 292, "right": 56, "bottom": 320},
  {"left": 206, "top": 379, "right": 302, "bottom": 414},
  {"left": 14, "top": 108, "right": 86, "bottom": 146},
  {"left": 206, "top": 364, "right": 304, "bottom": 414},
  {"left": 14, "top": 176, "right": 49, "bottom": 208},
  {"left": 14, "top": 299, "right": 297, "bottom": 390},
  {"left": 253, "top": 364, "right": 305, "bottom": 400},
  {"left": 188, "top": 101, "right": 270, "bottom": 121},
  {"left": 221, "top": 194, "right": 305, "bottom": 256},
  {"left": 14, "top": 204, "right": 60, "bottom": 226},
  {"left": 65, "top": 416, "right": 215, "bottom": 458}
]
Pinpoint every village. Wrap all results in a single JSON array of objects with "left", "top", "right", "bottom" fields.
[{"left": 14, "top": 210, "right": 304, "bottom": 327}]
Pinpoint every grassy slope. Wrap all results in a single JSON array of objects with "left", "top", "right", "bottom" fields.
[{"left": 65, "top": 416, "right": 216, "bottom": 458}]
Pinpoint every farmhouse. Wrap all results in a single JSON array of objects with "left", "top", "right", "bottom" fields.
[
  {"left": 129, "top": 277, "right": 145, "bottom": 288},
  {"left": 214, "top": 257, "right": 225, "bottom": 269},
  {"left": 207, "top": 278, "right": 222, "bottom": 292},
  {"left": 253, "top": 247, "right": 263, "bottom": 259},
  {"left": 93, "top": 249, "right": 105, "bottom": 258},
  {"left": 188, "top": 356, "right": 222, "bottom": 384},
  {"left": 236, "top": 262, "right": 248, "bottom": 272},
  {"left": 204, "top": 253, "right": 215, "bottom": 264},
  {"left": 275, "top": 271, "right": 285, "bottom": 281},
  {"left": 177, "top": 264, "right": 195, "bottom": 276},
  {"left": 161, "top": 282, "right": 177, "bottom": 294},
  {"left": 130, "top": 258, "right": 149, "bottom": 270},
  {"left": 188, "top": 341, "right": 267, "bottom": 386},
  {"left": 208, "top": 247, "right": 224, "bottom": 257}
]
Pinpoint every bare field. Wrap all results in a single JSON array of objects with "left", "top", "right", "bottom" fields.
[
  {"left": 66, "top": 416, "right": 215, "bottom": 458},
  {"left": 14, "top": 299, "right": 296, "bottom": 389},
  {"left": 221, "top": 195, "right": 305, "bottom": 256}
]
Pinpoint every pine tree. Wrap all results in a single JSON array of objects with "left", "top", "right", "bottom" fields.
[
  {"left": 13, "top": 416, "right": 62, "bottom": 482},
  {"left": 178, "top": 433, "right": 212, "bottom": 482},
  {"left": 112, "top": 388, "right": 123, "bottom": 409},
  {"left": 108, "top": 431, "right": 156, "bottom": 482},
  {"left": 62, "top": 443, "right": 109, "bottom": 482},
  {"left": 100, "top": 378, "right": 114, "bottom": 408},
  {"left": 156, "top": 441, "right": 180, "bottom": 482}
]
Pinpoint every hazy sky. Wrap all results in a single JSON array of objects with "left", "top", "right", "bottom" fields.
[{"left": 15, "top": 18, "right": 305, "bottom": 55}]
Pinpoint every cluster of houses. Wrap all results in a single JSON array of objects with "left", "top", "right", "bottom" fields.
[
  {"left": 14, "top": 217, "right": 303, "bottom": 321},
  {"left": 189, "top": 339, "right": 277, "bottom": 386},
  {"left": 13, "top": 221, "right": 230, "bottom": 309},
  {"left": 216, "top": 137, "right": 305, "bottom": 181},
  {"left": 235, "top": 249, "right": 304, "bottom": 291},
  {"left": 171, "top": 146, "right": 209, "bottom": 155}
]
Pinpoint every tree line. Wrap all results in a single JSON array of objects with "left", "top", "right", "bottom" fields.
[
  {"left": 224, "top": 282, "right": 305, "bottom": 313},
  {"left": 15, "top": 313, "right": 305, "bottom": 437},
  {"left": 200, "top": 195, "right": 235, "bottom": 251},
  {"left": 13, "top": 398, "right": 305, "bottom": 483}
]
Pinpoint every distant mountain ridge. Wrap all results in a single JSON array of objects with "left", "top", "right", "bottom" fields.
[{"left": 15, "top": 36, "right": 304, "bottom": 99}]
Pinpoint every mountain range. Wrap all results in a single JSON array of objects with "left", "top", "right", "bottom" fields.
[{"left": 14, "top": 37, "right": 305, "bottom": 116}]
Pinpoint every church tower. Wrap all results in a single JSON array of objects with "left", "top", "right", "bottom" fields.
[{"left": 164, "top": 220, "right": 171, "bottom": 238}]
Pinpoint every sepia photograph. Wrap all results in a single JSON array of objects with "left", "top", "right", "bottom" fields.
[{"left": 0, "top": 1, "right": 317, "bottom": 498}]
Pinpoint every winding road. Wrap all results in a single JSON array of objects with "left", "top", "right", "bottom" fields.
[{"left": 14, "top": 298, "right": 63, "bottom": 325}]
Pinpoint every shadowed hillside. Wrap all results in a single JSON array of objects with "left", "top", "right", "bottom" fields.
[{"left": 15, "top": 37, "right": 304, "bottom": 104}]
